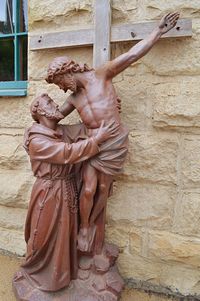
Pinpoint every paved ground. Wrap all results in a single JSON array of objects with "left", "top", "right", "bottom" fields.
[{"left": 0, "top": 253, "right": 22, "bottom": 301}]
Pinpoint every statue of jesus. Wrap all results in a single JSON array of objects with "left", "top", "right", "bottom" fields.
[{"left": 46, "top": 12, "right": 180, "bottom": 253}]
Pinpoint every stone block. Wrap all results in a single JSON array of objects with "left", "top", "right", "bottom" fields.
[
  {"left": 0, "top": 134, "right": 28, "bottom": 169},
  {"left": 119, "top": 252, "right": 200, "bottom": 296},
  {"left": 106, "top": 224, "right": 143, "bottom": 255},
  {"left": 182, "top": 137, "right": 200, "bottom": 188},
  {"left": 0, "top": 97, "right": 32, "bottom": 128},
  {"left": 148, "top": 230, "right": 200, "bottom": 268},
  {"left": 118, "top": 252, "right": 162, "bottom": 283},
  {"left": 159, "top": 263, "right": 200, "bottom": 296},
  {"left": 152, "top": 77, "right": 200, "bottom": 128},
  {"left": 173, "top": 192, "right": 200, "bottom": 237},
  {"left": 0, "top": 206, "right": 26, "bottom": 231},
  {"left": 29, "top": 0, "right": 93, "bottom": 32},
  {"left": 107, "top": 183, "right": 175, "bottom": 230},
  {"left": 114, "top": 74, "right": 154, "bottom": 131},
  {"left": 124, "top": 132, "right": 178, "bottom": 185},
  {"left": 0, "top": 227, "right": 25, "bottom": 256},
  {"left": 112, "top": 0, "right": 139, "bottom": 23},
  {"left": 141, "top": 35, "right": 200, "bottom": 77},
  {"left": 0, "top": 171, "right": 33, "bottom": 208},
  {"left": 121, "top": 289, "right": 172, "bottom": 301},
  {"left": 106, "top": 225, "right": 130, "bottom": 250},
  {"left": 145, "top": 0, "right": 200, "bottom": 19}
]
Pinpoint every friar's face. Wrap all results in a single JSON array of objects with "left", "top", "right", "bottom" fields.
[
  {"left": 39, "top": 96, "right": 64, "bottom": 121},
  {"left": 53, "top": 73, "right": 77, "bottom": 93}
]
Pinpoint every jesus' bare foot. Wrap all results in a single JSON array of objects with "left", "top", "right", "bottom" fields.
[{"left": 77, "top": 225, "right": 96, "bottom": 252}]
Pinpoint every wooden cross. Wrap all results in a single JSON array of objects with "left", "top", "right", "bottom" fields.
[{"left": 30, "top": 0, "right": 192, "bottom": 68}]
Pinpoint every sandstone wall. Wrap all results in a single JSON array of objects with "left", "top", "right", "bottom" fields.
[{"left": 1, "top": 0, "right": 200, "bottom": 298}]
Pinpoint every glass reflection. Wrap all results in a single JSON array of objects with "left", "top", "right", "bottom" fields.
[
  {"left": 19, "top": 35, "right": 27, "bottom": 80},
  {"left": 19, "top": 0, "right": 28, "bottom": 32},
  {"left": 0, "top": 0, "right": 14, "bottom": 34},
  {"left": 0, "top": 38, "right": 14, "bottom": 81}
]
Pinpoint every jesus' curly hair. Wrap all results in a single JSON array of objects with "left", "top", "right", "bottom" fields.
[{"left": 45, "top": 56, "right": 93, "bottom": 84}]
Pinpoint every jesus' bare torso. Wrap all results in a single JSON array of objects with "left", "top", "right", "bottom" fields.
[{"left": 67, "top": 73, "right": 121, "bottom": 131}]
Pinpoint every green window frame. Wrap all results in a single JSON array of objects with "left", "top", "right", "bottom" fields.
[{"left": 0, "top": 0, "right": 28, "bottom": 96}]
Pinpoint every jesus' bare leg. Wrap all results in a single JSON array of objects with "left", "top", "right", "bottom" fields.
[
  {"left": 78, "top": 162, "right": 113, "bottom": 253},
  {"left": 78, "top": 163, "right": 98, "bottom": 252}
]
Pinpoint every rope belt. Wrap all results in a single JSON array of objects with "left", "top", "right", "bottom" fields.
[
  {"left": 35, "top": 172, "right": 78, "bottom": 214},
  {"left": 36, "top": 172, "right": 76, "bottom": 181}
]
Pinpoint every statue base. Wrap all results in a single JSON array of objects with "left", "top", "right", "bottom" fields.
[{"left": 13, "top": 243, "right": 124, "bottom": 301}]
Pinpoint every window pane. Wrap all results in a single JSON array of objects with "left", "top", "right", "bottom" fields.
[
  {"left": 19, "top": 0, "right": 28, "bottom": 32},
  {"left": 19, "top": 35, "right": 27, "bottom": 80},
  {"left": 0, "top": 0, "right": 14, "bottom": 34},
  {"left": 0, "top": 38, "right": 14, "bottom": 81}
]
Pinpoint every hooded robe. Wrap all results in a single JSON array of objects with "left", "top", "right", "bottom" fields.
[{"left": 20, "top": 122, "right": 99, "bottom": 292}]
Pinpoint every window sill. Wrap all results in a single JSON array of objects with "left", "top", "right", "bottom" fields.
[{"left": 0, "top": 81, "right": 27, "bottom": 97}]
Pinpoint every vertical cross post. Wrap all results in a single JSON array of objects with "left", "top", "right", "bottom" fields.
[{"left": 93, "top": 0, "right": 111, "bottom": 68}]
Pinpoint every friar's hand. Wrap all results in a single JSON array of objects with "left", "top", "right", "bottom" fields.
[
  {"left": 94, "top": 120, "right": 120, "bottom": 144},
  {"left": 158, "top": 12, "right": 180, "bottom": 35}
]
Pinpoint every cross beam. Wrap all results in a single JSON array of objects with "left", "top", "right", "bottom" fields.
[
  {"left": 29, "top": 19, "right": 192, "bottom": 50},
  {"left": 30, "top": 0, "right": 192, "bottom": 68}
]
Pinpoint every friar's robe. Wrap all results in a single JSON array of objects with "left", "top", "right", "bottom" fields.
[{"left": 21, "top": 122, "right": 99, "bottom": 292}]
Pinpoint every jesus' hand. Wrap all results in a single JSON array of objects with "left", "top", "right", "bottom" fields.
[{"left": 158, "top": 12, "right": 180, "bottom": 35}]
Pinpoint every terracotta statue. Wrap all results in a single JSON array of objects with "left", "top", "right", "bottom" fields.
[
  {"left": 12, "top": 93, "right": 117, "bottom": 292},
  {"left": 46, "top": 12, "right": 180, "bottom": 254},
  {"left": 13, "top": 13, "right": 180, "bottom": 301}
]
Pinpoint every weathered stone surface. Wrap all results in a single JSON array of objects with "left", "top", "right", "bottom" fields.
[
  {"left": 29, "top": 0, "right": 93, "bottom": 32},
  {"left": 0, "top": 97, "right": 32, "bottom": 128},
  {"left": 141, "top": 35, "right": 200, "bottom": 77},
  {"left": 106, "top": 224, "right": 142, "bottom": 255},
  {"left": 152, "top": 77, "right": 200, "bottom": 128},
  {"left": 159, "top": 263, "right": 200, "bottom": 296},
  {"left": 0, "top": 205, "right": 26, "bottom": 231},
  {"left": 145, "top": 0, "right": 200, "bottom": 19},
  {"left": 121, "top": 288, "right": 172, "bottom": 301},
  {"left": 112, "top": 0, "right": 139, "bottom": 24},
  {"left": 173, "top": 192, "right": 200, "bottom": 237},
  {"left": 107, "top": 183, "right": 175, "bottom": 230},
  {"left": 129, "top": 228, "right": 144, "bottom": 256},
  {"left": 0, "top": 134, "right": 28, "bottom": 169},
  {"left": 114, "top": 74, "right": 154, "bottom": 132},
  {"left": 148, "top": 230, "right": 200, "bottom": 268},
  {"left": 118, "top": 252, "right": 162, "bottom": 282},
  {"left": 106, "top": 225, "right": 130, "bottom": 250},
  {"left": 124, "top": 132, "right": 178, "bottom": 184},
  {"left": 119, "top": 252, "right": 200, "bottom": 296},
  {"left": 0, "top": 171, "right": 33, "bottom": 208},
  {"left": 0, "top": 227, "right": 25, "bottom": 256},
  {"left": 182, "top": 137, "right": 200, "bottom": 188}
]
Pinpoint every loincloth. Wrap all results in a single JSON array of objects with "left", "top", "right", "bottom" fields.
[{"left": 89, "top": 126, "right": 129, "bottom": 175}]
